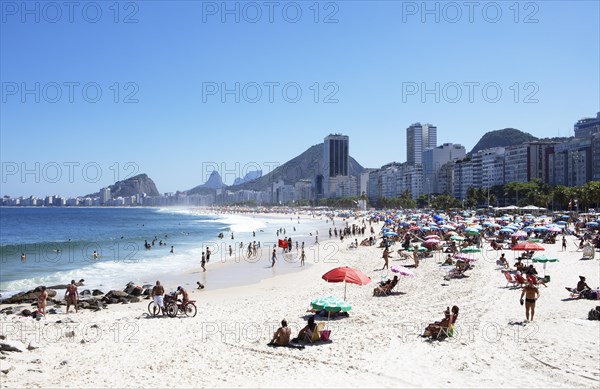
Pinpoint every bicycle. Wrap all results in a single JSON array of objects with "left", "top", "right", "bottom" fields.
[{"left": 164, "top": 292, "right": 197, "bottom": 318}]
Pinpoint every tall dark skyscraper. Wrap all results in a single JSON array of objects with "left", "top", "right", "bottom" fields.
[
  {"left": 406, "top": 123, "right": 437, "bottom": 165},
  {"left": 324, "top": 134, "right": 349, "bottom": 178}
]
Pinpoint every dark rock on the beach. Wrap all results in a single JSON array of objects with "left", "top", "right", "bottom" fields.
[
  {"left": 47, "top": 279, "right": 84, "bottom": 290},
  {"left": 81, "top": 289, "right": 91, "bottom": 296},
  {"left": 128, "top": 296, "right": 140, "bottom": 303},
  {"left": 119, "top": 297, "right": 129, "bottom": 304},
  {"left": 0, "top": 335, "right": 5, "bottom": 340},
  {"left": 92, "top": 289, "right": 104, "bottom": 296},
  {"left": 79, "top": 302, "right": 91, "bottom": 310},
  {"left": 109, "top": 298, "right": 119, "bottom": 305},
  {"left": 60, "top": 360, "right": 68, "bottom": 366},
  {"left": 142, "top": 289, "right": 150, "bottom": 296},
  {"left": 124, "top": 282, "right": 135, "bottom": 293},
  {"left": 130, "top": 287, "right": 143, "bottom": 297},
  {"left": 48, "top": 308, "right": 58, "bottom": 315},
  {"left": 106, "top": 290, "right": 128, "bottom": 299},
  {"left": 21, "top": 309, "right": 32, "bottom": 317},
  {"left": 0, "top": 308, "right": 13, "bottom": 315},
  {"left": 2, "top": 289, "right": 57, "bottom": 304},
  {"left": 0, "top": 340, "right": 26, "bottom": 353}
]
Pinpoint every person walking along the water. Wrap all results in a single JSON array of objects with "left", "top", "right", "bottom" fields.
[
  {"left": 271, "top": 248, "right": 277, "bottom": 267},
  {"left": 201, "top": 252, "right": 207, "bottom": 272}
]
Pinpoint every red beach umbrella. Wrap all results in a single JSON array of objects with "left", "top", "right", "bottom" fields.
[
  {"left": 322, "top": 266, "right": 371, "bottom": 300},
  {"left": 512, "top": 242, "right": 545, "bottom": 251}
]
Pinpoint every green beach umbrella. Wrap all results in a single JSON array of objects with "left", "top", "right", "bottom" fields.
[
  {"left": 407, "top": 246, "right": 428, "bottom": 252},
  {"left": 527, "top": 238, "right": 542, "bottom": 243},
  {"left": 310, "top": 296, "right": 352, "bottom": 313},
  {"left": 461, "top": 246, "right": 481, "bottom": 253},
  {"left": 450, "top": 235, "right": 466, "bottom": 241},
  {"left": 532, "top": 255, "right": 559, "bottom": 277}
]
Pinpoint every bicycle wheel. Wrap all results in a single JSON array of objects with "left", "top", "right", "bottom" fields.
[
  {"left": 183, "top": 302, "right": 197, "bottom": 318},
  {"left": 148, "top": 301, "right": 160, "bottom": 316},
  {"left": 165, "top": 302, "right": 178, "bottom": 317}
]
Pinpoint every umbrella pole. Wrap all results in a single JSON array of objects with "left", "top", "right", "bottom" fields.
[{"left": 344, "top": 280, "right": 347, "bottom": 301}]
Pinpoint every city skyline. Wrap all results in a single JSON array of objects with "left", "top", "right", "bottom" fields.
[{"left": 1, "top": 2, "right": 599, "bottom": 197}]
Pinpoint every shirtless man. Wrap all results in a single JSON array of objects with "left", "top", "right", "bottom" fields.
[
  {"left": 176, "top": 286, "right": 189, "bottom": 304},
  {"left": 38, "top": 286, "right": 48, "bottom": 316},
  {"left": 270, "top": 319, "right": 291, "bottom": 346},
  {"left": 151, "top": 281, "right": 165, "bottom": 314},
  {"left": 300, "top": 249, "right": 306, "bottom": 266},
  {"left": 65, "top": 280, "right": 79, "bottom": 314},
  {"left": 520, "top": 282, "right": 540, "bottom": 321},
  {"left": 271, "top": 249, "right": 277, "bottom": 267},
  {"left": 201, "top": 252, "right": 206, "bottom": 272}
]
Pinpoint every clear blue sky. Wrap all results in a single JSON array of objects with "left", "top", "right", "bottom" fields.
[{"left": 1, "top": 0, "right": 599, "bottom": 197}]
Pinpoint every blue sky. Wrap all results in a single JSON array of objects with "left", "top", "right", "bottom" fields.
[{"left": 1, "top": 0, "right": 599, "bottom": 197}]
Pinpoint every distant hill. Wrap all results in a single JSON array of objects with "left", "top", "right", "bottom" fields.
[
  {"left": 227, "top": 144, "right": 365, "bottom": 191},
  {"left": 186, "top": 171, "right": 225, "bottom": 195},
  {"left": 84, "top": 174, "right": 159, "bottom": 198},
  {"left": 233, "top": 170, "right": 262, "bottom": 186},
  {"left": 183, "top": 143, "right": 365, "bottom": 194},
  {"left": 469, "top": 128, "right": 538, "bottom": 155}
]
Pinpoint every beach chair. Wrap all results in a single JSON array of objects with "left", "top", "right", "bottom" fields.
[
  {"left": 307, "top": 322, "right": 326, "bottom": 343},
  {"left": 435, "top": 323, "right": 455, "bottom": 339},
  {"left": 504, "top": 272, "right": 517, "bottom": 287},
  {"left": 514, "top": 274, "right": 527, "bottom": 287}
]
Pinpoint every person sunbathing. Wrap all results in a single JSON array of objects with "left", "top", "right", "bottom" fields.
[
  {"left": 269, "top": 319, "right": 291, "bottom": 346},
  {"left": 293, "top": 316, "right": 317, "bottom": 342},
  {"left": 443, "top": 254, "right": 454, "bottom": 266},
  {"left": 373, "top": 276, "right": 398, "bottom": 295},
  {"left": 423, "top": 306, "right": 459, "bottom": 337}
]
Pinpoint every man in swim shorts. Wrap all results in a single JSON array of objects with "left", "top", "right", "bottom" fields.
[
  {"left": 65, "top": 280, "right": 79, "bottom": 314},
  {"left": 520, "top": 281, "right": 540, "bottom": 321}
]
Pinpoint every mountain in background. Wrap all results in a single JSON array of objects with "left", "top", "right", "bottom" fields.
[
  {"left": 469, "top": 128, "right": 538, "bottom": 155},
  {"left": 84, "top": 174, "right": 159, "bottom": 198},
  {"left": 186, "top": 171, "right": 225, "bottom": 195},
  {"left": 233, "top": 170, "right": 262, "bottom": 186},
  {"left": 226, "top": 144, "right": 365, "bottom": 192}
]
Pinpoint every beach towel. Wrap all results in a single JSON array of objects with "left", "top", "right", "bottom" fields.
[{"left": 267, "top": 342, "right": 305, "bottom": 350}]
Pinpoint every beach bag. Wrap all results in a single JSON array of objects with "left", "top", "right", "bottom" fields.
[
  {"left": 588, "top": 307, "right": 600, "bottom": 320},
  {"left": 320, "top": 329, "right": 331, "bottom": 341}
]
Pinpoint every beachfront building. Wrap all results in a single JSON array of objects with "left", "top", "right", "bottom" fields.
[
  {"left": 504, "top": 145, "right": 529, "bottom": 183},
  {"left": 365, "top": 162, "right": 424, "bottom": 201},
  {"left": 574, "top": 112, "right": 600, "bottom": 138},
  {"left": 437, "top": 160, "right": 456, "bottom": 195},
  {"left": 453, "top": 159, "right": 474, "bottom": 200},
  {"left": 472, "top": 147, "right": 505, "bottom": 189},
  {"left": 397, "top": 164, "right": 423, "bottom": 198},
  {"left": 548, "top": 138, "right": 592, "bottom": 186},
  {"left": 422, "top": 143, "right": 466, "bottom": 195},
  {"left": 323, "top": 134, "right": 350, "bottom": 198},
  {"left": 100, "top": 187, "right": 111, "bottom": 205},
  {"left": 406, "top": 123, "right": 437, "bottom": 165},
  {"left": 592, "top": 133, "right": 600, "bottom": 181},
  {"left": 294, "top": 180, "right": 313, "bottom": 202}
]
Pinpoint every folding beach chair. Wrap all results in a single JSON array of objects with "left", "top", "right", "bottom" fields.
[
  {"left": 504, "top": 272, "right": 517, "bottom": 287},
  {"left": 435, "top": 323, "right": 455, "bottom": 339},
  {"left": 307, "top": 322, "right": 325, "bottom": 343}
]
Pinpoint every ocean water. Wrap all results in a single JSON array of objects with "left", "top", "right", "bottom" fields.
[{"left": 0, "top": 207, "right": 322, "bottom": 298}]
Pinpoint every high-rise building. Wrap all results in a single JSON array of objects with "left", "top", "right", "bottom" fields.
[
  {"left": 574, "top": 112, "right": 600, "bottom": 138},
  {"left": 406, "top": 123, "right": 437, "bottom": 165},
  {"left": 100, "top": 187, "right": 111, "bottom": 205},
  {"left": 422, "top": 143, "right": 465, "bottom": 194},
  {"left": 548, "top": 138, "right": 592, "bottom": 186},
  {"left": 323, "top": 134, "right": 350, "bottom": 197}
]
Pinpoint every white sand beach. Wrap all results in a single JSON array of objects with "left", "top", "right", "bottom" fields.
[{"left": 1, "top": 214, "right": 599, "bottom": 388}]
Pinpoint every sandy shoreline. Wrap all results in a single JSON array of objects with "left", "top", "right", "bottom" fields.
[{"left": 1, "top": 213, "right": 599, "bottom": 388}]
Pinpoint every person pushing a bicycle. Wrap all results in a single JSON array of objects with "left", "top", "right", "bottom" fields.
[{"left": 176, "top": 286, "right": 189, "bottom": 305}]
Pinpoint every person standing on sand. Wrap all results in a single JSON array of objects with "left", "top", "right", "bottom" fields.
[
  {"left": 271, "top": 249, "right": 277, "bottom": 267},
  {"left": 206, "top": 247, "right": 211, "bottom": 262},
  {"left": 413, "top": 245, "right": 420, "bottom": 268},
  {"left": 201, "top": 252, "right": 207, "bottom": 272},
  {"left": 229, "top": 245, "right": 233, "bottom": 257},
  {"left": 65, "top": 280, "right": 79, "bottom": 314},
  {"left": 38, "top": 286, "right": 48, "bottom": 316},
  {"left": 300, "top": 249, "right": 306, "bottom": 266},
  {"left": 151, "top": 281, "right": 165, "bottom": 314},
  {"left": 170, "top": 246, "right": 174, "bottom": 253},
  {"left": 382, "top": 248, "right": 390, "bottom": 270},
  {"left": 562, "top": 236, "right": 567, "bottom": 251},
  {"left": 520, "top": 282, "right": 540, "bottom": 321}
]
